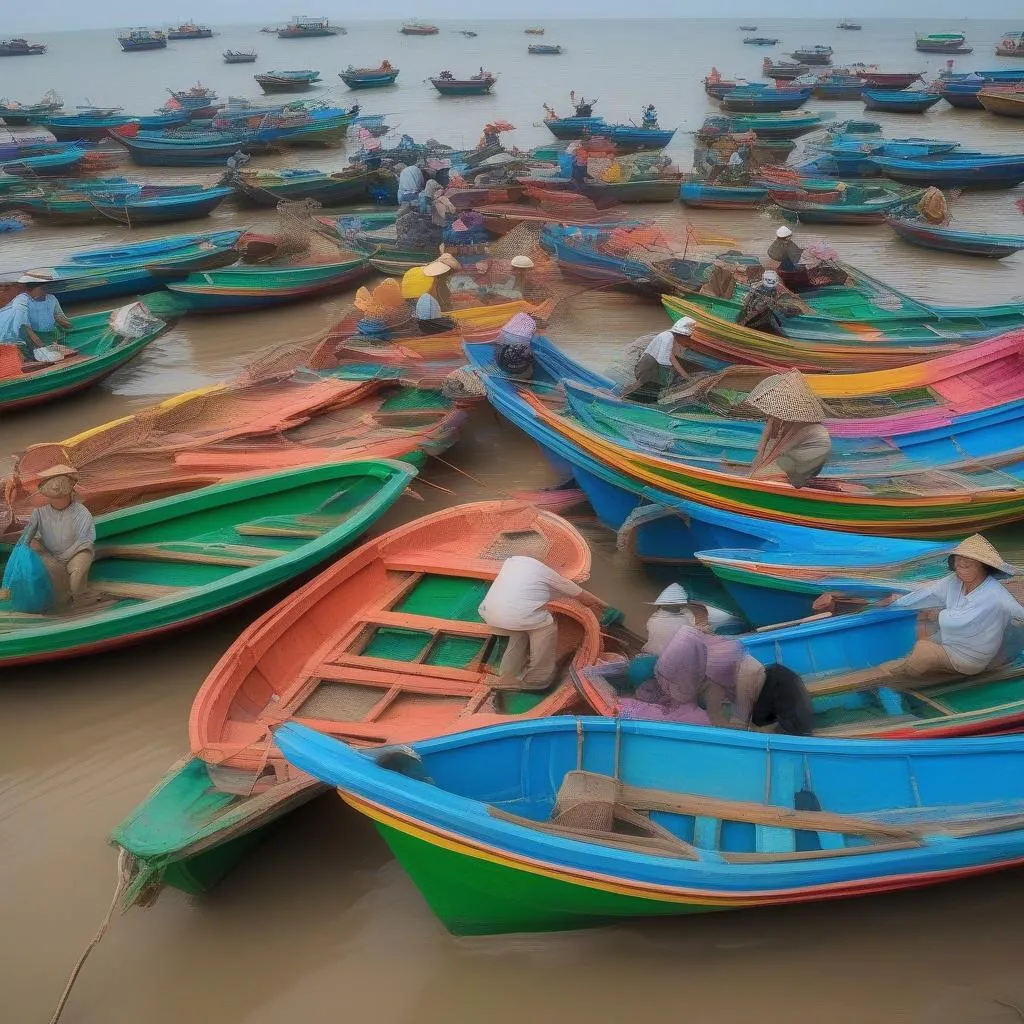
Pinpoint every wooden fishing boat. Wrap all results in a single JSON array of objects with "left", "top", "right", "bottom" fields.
[
  {"left": 0, "top": 97, "right": 64, "bottom": 125},
  {"left": 44, "top": 110, "right": 139, "bottom": 141},
  {"left": 939, "top": 80, "right": 986, "bottom": 109},
  {"left": 0, "top": 460, "right": 414, "bottom": 669},
  {"left": 868, "top": 152, "right": 1024, "bottom": 189},
  {"left": 716, "top": 111, "right": 824, "bottom": 139},
  {"left": 118, "top": 28, "right": 167, "bottom": 52},
  {"left": 228, "top": 166, "right": 388, "bottom": 207},
  {"left": 978, "top": 89, "right": 1024, "bottom": 118},
  {"left": 916, "top": 32, "right": 972, "bottom": 54},
  {"left": 275, "top": 717, "right": 1024, "bottom": 935},
  {"left": 255, "top": 70, "right": 321, "bottom": 94},
  {"left": 996, "top": 31, "right": 1024, "bottom": 58},
  {"left": 164, "top": 258, "right": 371, "bottom": 312},
  {"left": 0, "top": 38, "right": 46, "bottom": 57},
  {"left": 0, "top": 309, "right": 170, "bottom": 413},
  {"left": 112, "top": 133, "right": 278, "bottom": 166},
  {"left": 430, "top": 71, "right": 497, "bottom": 96},
  {"left": 744, "top": 37, "right": 780, "bottom": 46},
  {"left": 277, "top": 16, "right": 341, "bottom": 38},
  {"left": 19, "top": 229, "right": 245, "bottom": 304},
  {"left": 769, "top": 184, "right": 917, "bottom": 224},
  {"left": 680, "top": 180, "right": 841, "bottom": 210},
  {"left": 721, "top": 87, "right": 812, "bottom": 113},
  {"left": 580, "top": 176, "right": 683, "bottom": 204},
  {"left": 857, "top": 70, "right": 923, "bottom": 89},
  {"left": 223, "top": 49, "right": 258, "bottom": 63},
  {"left": 525, "top": 27, "right": 545, "bottom": 34},
  {"left": 167, "top": 23, "right": 214, "bottom": 39},
  {"left": 0, "top": 148, "right": 87, "bottom": 177},
  {"left": 339, "top": 64, "right": 400, "bottom": 89},
  {"left": 4, "top": 184, "right": 233, "bottom": 226},
  {"left": 790, "top": 44, "right": 833, "bottom": 64},
  {"left": 112, "top": 501, "right": 604, "bottom": 905},
  {"left": 528, "top": 44, "right": 564, "bottom": 55},
  {"left": 401, "top": 21, "right": 439, "bottom": 34},
  {"left": 811, "top": 75, "right": 864, "bottom": 100},
  {"left": 862, "top": 89, "right": 942, "bottom": 113},
  {"left": 888, "top": 215, "right": 1024, "bottom": 258},
  {"left": 135, "top": 111, "right": 191, "bottom": 130},
  {"left": 838, "top": 20, "right": 862, "bottom": 29}
]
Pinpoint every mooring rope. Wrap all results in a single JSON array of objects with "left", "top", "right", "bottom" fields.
[{"left": 49, "top": 847, "right": 132, "bottom": 1024}]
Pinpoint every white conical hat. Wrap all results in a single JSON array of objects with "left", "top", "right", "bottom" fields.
[{"left": 648, "top": 583, "right": 690, "bottom": 606}]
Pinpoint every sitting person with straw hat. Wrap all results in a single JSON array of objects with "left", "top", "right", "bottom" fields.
[
  {"left": 0, "top": 277, "right": 73, "bottom": 362},
  {"left": 766, "top": 225, "right": 804, "bottom": 273},
  {"left": 644, "top": 583, "right": 740, "bottom": 654},
  {"left": 479, "top": 548, "right": 605, "bottom": 692},
  {"left": 20, "top": 465, "right": 96, "bottom": 609},
  {"left": 623, "top": 317, "right": 694, "bottom": 402},
  {"left": 736, "top": 270, "right": 804, "bottom": 335},
  {"left": 410, "top": 256, "right": 458, "bottom": 335},
  {"left": 815, "top": 535, "right": 1024, "bottom": 683},
  {"left": 744, "top": 370, "right": 833, "bottom": 489}
]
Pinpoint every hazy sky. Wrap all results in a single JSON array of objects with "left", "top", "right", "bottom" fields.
[{"left": 5, "top": 5, "right": 1007, "bottom": 33}]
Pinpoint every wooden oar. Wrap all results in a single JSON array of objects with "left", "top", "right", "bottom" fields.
[{"left": 96, "top": 542, "right": 286, "bottom": 568}]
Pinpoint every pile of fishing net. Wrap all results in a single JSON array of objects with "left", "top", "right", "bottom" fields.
[{"left": 593, "top": 152, "right": 680, "bottom": 183}]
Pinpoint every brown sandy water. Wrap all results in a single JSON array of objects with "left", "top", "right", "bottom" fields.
[{"left": 3, "top": 17, "right": 1024, "bottom": 1024}]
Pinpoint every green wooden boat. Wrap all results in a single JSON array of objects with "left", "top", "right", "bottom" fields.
[
  {"left": 0, "top": 309, "right": 171, "bottom": 413},
  {"left": 0, "top": 459, "right": 415, "bottom": 666}
]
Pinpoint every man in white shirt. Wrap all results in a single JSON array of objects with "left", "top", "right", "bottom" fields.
[
  {"left": 479, "top": 554, "right": 605, "bottom": 691},
  {"left": 624, "top": 317, "right": 694, "bottom": 401},
  {"left": 643, "top": 583, "right": 740, "bottom": 654}
]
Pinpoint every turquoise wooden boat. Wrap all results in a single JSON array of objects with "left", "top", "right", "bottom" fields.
[
  {"left": 862, "top": 89, "right": 943, "bottom": 113},
  {"left": 0, "top": 309, "right": 171, "bottom": 413},
  {"left": 339, "top": 65, "right": 400, "bottom": 89},
  {"left": 5, "top": 184, "right": 233, "bottom": 226},
  {"left": 770, "top": 185, "right": 919, "bottom": 224},
  {"left": 0, "top": 459, "right": 415, "bottom": 666},
  {"left": 275, "top": 717, "right": 1024, "bottom": 935}
]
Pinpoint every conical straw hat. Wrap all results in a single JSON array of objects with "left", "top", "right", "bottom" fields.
[
  {"left": 744, "top": 370, "right": 825, "bottom": 424},
  {"left": 948, "top": 534, "right": 1016, "bottom": 576}
]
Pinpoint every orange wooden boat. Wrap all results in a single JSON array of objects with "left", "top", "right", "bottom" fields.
[{"left": 112, "top": 502, "right": 610, "bottom": 904}]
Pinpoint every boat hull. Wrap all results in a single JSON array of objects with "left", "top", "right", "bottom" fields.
[
  {"left": 978, "top": 93, "right": 1024, "bottom": 118},
  {"left": 340, "top": 71, "right": 399, "bottom": 89},
  {"left": 888, "top": 216, "right": 1024, "bottom": 258},
  {"left": 430, "top": 79, "right": 495, "bottom": 95}
]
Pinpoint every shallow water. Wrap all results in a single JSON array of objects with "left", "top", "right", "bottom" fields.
[{"left": 3, "top": 17, "right": 1024, "bottom": 1024}]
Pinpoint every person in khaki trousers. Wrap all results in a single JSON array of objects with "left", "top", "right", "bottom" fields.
[
  {"left": 21, "top": 464, "right": 96, "bottom": 609},
  {"left": 479, "top": 553, "right": 605, "bottom": 691}
]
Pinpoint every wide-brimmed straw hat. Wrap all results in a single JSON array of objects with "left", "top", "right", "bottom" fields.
[
  {"left": 647, "top": 583, "right": 690, "bottom": 606},
  {"left": 37, "top": 463, "right": 79, "bottom": 481},
  {"left": 510, "top": 255, "right": 535, "bottom": 270},
  {"left": 422, "top": 260, "right": 452, "bottom": 278},
  {"left": 744, "top": 369, "right": 826, "bottom": 424},
  {"left": 436, "top": 252, "right": 462, "bottom": 271},
  {"left": 18, "top": 274, "right": 50, "bottom": 285},
  {"left": 948, "top": 535, "right": 1016, "bottom": 576}
]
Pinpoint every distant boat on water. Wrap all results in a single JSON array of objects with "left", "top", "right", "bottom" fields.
[
  {"left": 223, "top": 49, "right": 257, "bottom": 63},
  {"left": 401, "top": 22, "right": 439, "bottom": 35},
  {"left": 118, "top": 28, "right": 167, "bottom": 52},
  {"left": 278, "top": 16, "right": 342, "bottom": 38},
  {"left": 0, "top": 37, "right": 46, "bottom": 56},
  {"left": 838, "top": 20, "right": 863, "bottom": 30},
  {"left": 167, "top": 22, "right": 215, "bottom": 39}
]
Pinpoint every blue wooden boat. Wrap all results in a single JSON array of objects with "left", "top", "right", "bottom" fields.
[
  {"left": 796, "top": 154, "right": 880, "bottom": 179},
  {"left": 6, "top": 184, "right": 233, "bottom": 225},
  {"left": 939, "top": 79, "right": 986, "bottom": 109},
  {"left": 770, "top": 185, "right": 918, "bottom": 225},
  {"left": 744, "top": 37, "right": 779, "bottom": 45},
  {"left": 717, "top": 112, "right": 825, "bottom": 139},
  {"left": 44, "top": 110, "right": 140, "bottom": 141},
  {"left": 0, "top": 148, "right": 87, "bottom": 177},
  {"left": 888, "top": 215, "right": 1024, "bottom": 258},
  {"left": 429, "top": 71, "right": 497, "bottom": 96},
  {"left": 339, "top": 64, "right": 400, "bottom": 89},
  {"left": 545, "top": 115, "right": 609, "bottom": 140},
  {"left": 135, "top": 111, "right": 192, "bottom": 130},
  {"left": 721, "top": 87, "right": 812, "bottom": 113},
  {"left": 528, "top": 43, "right": 563, "bottom": 54},
  {"left": 112, "top": 134, "right": 277, "bottom": 166},
  {"left": 275, "top": 716, "right": 1024, "bottom": 935},
  {"left": 790, "top": 44, "right": 833, "bottom": 65},
  {"left": 21, "top": 229, "right": 245, "bottom": 304},
  {"left": 254, "top": 70, "right": 321, "bottom": 94},
  {"left": 863, "top": 89, "right": 943, "bottom": 113},
  {"left": 704, "top": 79, "right": 766, "bottom": 100},
  {"left": 812, "top": 76, "right": 864, "bottom": 100},
  {"left": 680, "top": 181, "right": 773, "bottom": 208},
  {"left": 869, "top": 152, "right": 1024, "bottom": 189}
]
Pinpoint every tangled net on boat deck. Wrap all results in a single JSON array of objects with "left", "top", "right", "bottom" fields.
[{"left": 274, "top": 198, "right": 350, "bottom": 262}]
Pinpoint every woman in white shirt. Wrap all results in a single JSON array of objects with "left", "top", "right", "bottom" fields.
[
  {"left": 624, "top": 317, "right": 694, "bottom": 401},
  {"left": 815, "top": 534, "right": 1024, "bottom": 681}
]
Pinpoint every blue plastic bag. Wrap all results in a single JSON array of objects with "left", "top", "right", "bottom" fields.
[{"left": 1, "top": 539, "right": 55, "bottom": 613}]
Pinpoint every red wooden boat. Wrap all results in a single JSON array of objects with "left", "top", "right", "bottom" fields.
[{"left": 856, "top": 70, "right": 924, "bottom": 89}]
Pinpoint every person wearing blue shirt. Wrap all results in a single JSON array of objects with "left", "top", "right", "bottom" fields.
[{"left": 0, "top": 277, "right": 72, "bottom": 359}]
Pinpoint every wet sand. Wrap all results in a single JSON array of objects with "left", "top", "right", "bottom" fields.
[{"left": 4, "top": 16, "right": 1024, "bottom": 1023}]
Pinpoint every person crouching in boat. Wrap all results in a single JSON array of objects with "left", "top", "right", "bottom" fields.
[
  {"left": 479, "top": 544, "right": 605, "bottom": 692},
  {"left": 766, "top": 225, "right": 804, "bottom": 273},
  {"left": 608, "top": 625, "right": 814, "bottom": 734},
  {"left": 21, "top": 465, "right": 96, "bottom": 610},
  {"left": 736, "top": 270, "right": 805, "bottom": 335},
  {"left": 643, "top": 583, "right": 740, "bottom": 654},
  {"left": 494, "top": 312, "right": 537, "bottom": 379},
  {"left": 412, "top": 257, "right": 458, "bottom": 334},
  {"left": 814, "top": 535, "right": 1024, "bottom": 683},
  {"left": 0, "top": 276, "right": 73, "bottom": 365},
  {"left": 623, "top": 317, "right": 694, "bottom": 402},
  {"left": 744, "top": 370, "right": 833, "bottom": 489}
]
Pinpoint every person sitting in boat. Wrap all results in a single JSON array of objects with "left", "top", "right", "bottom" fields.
[
  {"left": 0, "top": 277, "right": 73, "bottom": 363},
  {"left": 381, "top": 59, "right": 393, "bottom": 72},
  {"left": 766, "top": 225, "right": 804, "bottom": 272},
  {"left": 736, "top": 270, "right": 804, "bottom": 335},
  {"left": 479, "top": 548, "right": 605, "bottom": 692},
  {"left": 640, "top": 104, "right": 659, "bottom": 130},
  {"left": 744, "top": 369, "right": 833, "bottom": 490},
  {"left": 20, "top": 464, "right": 95, "bottom": 610},
  {"left": 721, "top": 147, "right": 750, "bottom": 184},
  {"left": 397, "top": 159, "right": 427, "bottom": 205},
  {"left": 643, "top": 584, "right": 740, "bottom": 653},
  {"left": 623, "top": 317, "right": 694, "bottom": 402},
  {"left": 608, "top": 625, "right": 814, "bottom": 734},
  {"left": 413, "top": 257, "right": 459, "bottom": 334},
  {"left": 493, "top": 312, "right": 537, "bottom": 378},
  {"left": 814, "top": 535, "right": 1024, "bottom": 683}
]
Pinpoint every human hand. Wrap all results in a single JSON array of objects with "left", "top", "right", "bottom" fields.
[{"left": 919, "top": 608, "right": 939, "bottom": 623}]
